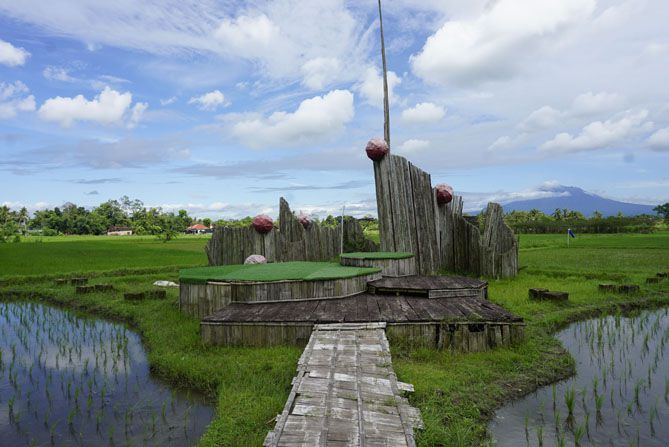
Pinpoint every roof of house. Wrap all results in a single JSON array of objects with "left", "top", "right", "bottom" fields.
[
  {"left": 108, "top": 226, "right": 132, "bottom": 232},
  {"left": 187, "top": 224, "right": 209, "bottom": 230}
]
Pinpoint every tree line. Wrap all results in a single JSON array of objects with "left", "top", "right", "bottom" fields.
[
  {"left": 0, "top": 196, "right": 200, "bottom": 241},
  {"left": 501, "top": 206, "right": 667, "bottom": 234},
  {"left": 2, "top": 198, "right": 667, "bottom": 242}
]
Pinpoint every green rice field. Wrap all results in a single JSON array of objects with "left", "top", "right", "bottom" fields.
[{"left": 1, "top": 232, "right": 668, "bottom": 445}]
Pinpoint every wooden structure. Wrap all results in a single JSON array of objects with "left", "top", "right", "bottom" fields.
[
  {"left": 340, "top": 253, "right": 417, "bottom": 277},
  {"left": 205, "top": 198, "right": 376, "bottom": 266},
  {"left": 372, "top": 153, "right": 518, "bottom": 278},
  {"left": 180, "top": 271, "right": 381, "bottom": 319},
  {"left": 264, "top": 323, "right": 423, "bottom": 446},
  {"left": 373, "top": 154, "right": 440, "bottom": 275},
  {"left": 200, "top": 292, "right": 523, "bottom": 351},
  {"left": 367, "top": 275, "right": 487, "bottom": 299}
]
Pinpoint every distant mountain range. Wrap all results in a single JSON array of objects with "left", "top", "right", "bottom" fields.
[{"left": 499, "top": 185, "right": 656, "bottom": 217}]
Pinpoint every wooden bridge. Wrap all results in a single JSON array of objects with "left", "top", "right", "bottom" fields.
[{"left": 264, "top": 322, "right": 423, "bottom": 447}]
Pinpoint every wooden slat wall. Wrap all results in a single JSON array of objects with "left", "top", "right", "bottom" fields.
[{"left": 204, "top": 198, "right": 372, "bottom": 266}]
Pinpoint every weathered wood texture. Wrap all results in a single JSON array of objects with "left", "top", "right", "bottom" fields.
[
  {"left": 205, "top": 198, "right": 376, "bottom": 266},
  {"left": 373, "top": 154, "right": 439, "bottom": 275},
  {"left": 434, "top": 197, "right": 518, "bottom": 278},
  {"left": 372, "top": 153, "right": 518, "bottom": 278},
  {"left": 179, "top": 272, "right": 382, "bottom": 318},
  {"left": 263, "top": 323, "right": 423, "bottom": 446},
  {"left": 368, "top": 275, "right": 487, "bottom": 299},
  {"left": 480, "top": 203, "right": 519, "bottom": 278},
  {"left": 200, "top": 294, "right": 524, "bottom": 349},
  {"left": 386, "top": 322, "right": 524, "bottom": 352},
  {"left": 340, "top": 256, "right": 417, "bottom": 277}
]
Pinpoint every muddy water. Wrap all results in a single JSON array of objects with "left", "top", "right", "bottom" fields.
[
  {"left": 490, "top": 308, "right": 669, "bottom": 446},
  {"left": 0, "top": 302, "right": 214, "bottom": 446}
]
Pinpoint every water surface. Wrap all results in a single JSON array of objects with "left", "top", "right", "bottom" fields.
[
  {"left": 490, "top": 308, "right": 669, "bottom": 446},
  {"left": 0, "top": 302, "right": 214, "bottom": 446}
]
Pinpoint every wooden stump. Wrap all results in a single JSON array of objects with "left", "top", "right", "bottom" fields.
[
  {"left": 529, "top": 288, "right": 549, "bottom": 299},
  {"left": 617, "top": 284, "right": 639, "bottom": 294},
  {"left": 75, "top": 285, "right": 96, "bottom": 294},
  {"left": 124, "top": 292, "right": 146, "bottom": 301},
  {"left": 94, "top": 284, "right": 114, "bottom": 292},
  {"left": 540, "top": 291, "right": 569, "bottom": 301},
  {"left": 657, "top": 272, "right": 668, "bottom": 278},
  {"left": 146, "top": 290, "right": 167, "bottom": 300},
  {"left": 70, "top": 277, "right": 88, "bottom": 286},
  {"left": 647, "top": 277, "right": 661, "bottom": 284},
  {"left": 55, "top": 278, "right": 68, "bottom": 286}
]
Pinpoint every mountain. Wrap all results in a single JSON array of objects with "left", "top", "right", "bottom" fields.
[{"left": 499, "top": 185, "right": 656, "bottom": 217}]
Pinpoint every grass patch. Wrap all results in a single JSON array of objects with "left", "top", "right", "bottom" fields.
[
  {"left": 179, "top": 261, "right": 381, "bottom": 284},
  {"left": 340, "top": 251, "right": 414, "bottom": 260},
  {"left": 1, "top": 232, "right": 668, "bottom": 445}
]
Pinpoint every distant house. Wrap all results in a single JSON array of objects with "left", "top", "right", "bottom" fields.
[
  {"left": 186, "top": 224, "right": 213, "bottom": 234},
  {"left": 107, "top": 226, "right": 133, "bottom": 236}
]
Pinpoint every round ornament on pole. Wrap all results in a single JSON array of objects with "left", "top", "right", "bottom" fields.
[
  {"left": 252, "top": 214, "right": 273, "bottom": 234},
  {"left": 435, "top": 183, "right": 454, "bottom": 205},
  {"left": 298, "top": 213, "right": 312, "bottom": 229},
  {"left": 365, "top": 138, "right": 389, "bottom": 161}
]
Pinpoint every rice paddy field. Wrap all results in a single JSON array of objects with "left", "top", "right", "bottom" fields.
[{"left": 0, "top": 232, "right": 668, "bottom": 446}]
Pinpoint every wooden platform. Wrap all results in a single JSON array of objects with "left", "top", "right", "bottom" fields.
[
  {"left": 180, "top": 271, "right": 381, "bottom": 319},
  {"left": 367, "top": 275, "right": 487, "bottom": 299},
  {"left": 264, "top": 323, "right": 422, "bottom": 446},
  {"left": 340, "top": 253, "right": 417, "bottom": 277},
  {"left": 200, "top": 293, "right": 523, "bottom": 350}
]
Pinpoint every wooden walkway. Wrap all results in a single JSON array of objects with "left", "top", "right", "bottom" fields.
[{"left": 265, "top": 323, "right": 422, "bottom": 446}]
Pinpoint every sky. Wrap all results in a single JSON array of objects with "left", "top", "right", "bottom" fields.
[{"left": 0, "top": 0, "right": 668, "bottom": 219}]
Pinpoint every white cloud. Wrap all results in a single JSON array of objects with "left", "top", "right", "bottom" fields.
[
  {"left": 188, "top": 90, "right": 226, "bottom": 111},
  {"left": 0, "top": 39, "right": 30, "bottom": 66},
  {"left": 357, "top": 67, "right": 400, "bottom": 108},
  {"left": 215, "top": 14, "right": 283, "bottom": 59},
  {"left": 160, "top": 96, "right": 177, "bottom": 106},
  {"left": 401, "top": 102, "right": 446, "bottom": 124},
  {"left": 38, "top": 87, "right": 146, "bottom": 127},
  {"left": 397, "top": 139, "right": 430, "bottom": 154},
  {"left": 127, "top": 102, "right": 148, "bottom": 129},
  {"left": 648, "top": 127, "right": 669, "bottom": 151},
  {"left": 410, "top": 0, "right": 595, "bottom": 86},
  {"left": 300, "top": 57, "right": 342, "bottom": 90},
  {"left": 0, "top": 81, "right": 36, "bottom": 119},
  {"left": 43, "top": 66, "right": 76, "bottom": 82},
  {"left": 571, "top": 91, "right": 623, "bottom": 115},
  {"left": 540, "top": 109, "right": 650, "bottom": 153},
  {"left": 230, "top": 89, "right": 354, "bottom": 148},
  {"left": 518, "top": 106, "right": 562, "bottom": 132},
  {"left": 487, "top": 134, "right": 529, "bottom": 152}
]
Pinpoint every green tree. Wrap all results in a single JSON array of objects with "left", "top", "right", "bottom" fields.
[{"left": 654, "top": 203, "right": 669, "bottom": 222}]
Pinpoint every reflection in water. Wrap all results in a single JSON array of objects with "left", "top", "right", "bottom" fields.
[
  {"left": 0, "top": 302, "right": 214, "bottom": 446},
  {"left": 490, "top": 308, "right": 669, "bottom": 446}
]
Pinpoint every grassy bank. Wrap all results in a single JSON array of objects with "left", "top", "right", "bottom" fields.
[{"left": 1, "top": 232, "right": 668, "bottom": 445}]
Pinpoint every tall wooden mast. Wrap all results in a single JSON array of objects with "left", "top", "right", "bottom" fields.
[{"left": 378, "top": 0, "right": 390, "bottom": 147}]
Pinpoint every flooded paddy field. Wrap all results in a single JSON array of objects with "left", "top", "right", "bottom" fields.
[
  {"left": 490, "top": 307, "right": 669, "bottom": 446},
  {"left": 0, "top": 302, "right": 214, "bottom": 446}
]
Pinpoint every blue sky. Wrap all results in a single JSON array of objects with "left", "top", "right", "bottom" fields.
[{"left": 1, "top": 0, "right": 668, "bottom": 219}]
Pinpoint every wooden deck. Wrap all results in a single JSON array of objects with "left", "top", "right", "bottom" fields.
[
  {"left": 202, "top": 293, "right": 520, "bottom": 324},
  {"left": 264, "top": 323, "right": 423, "bottom": 446},
  {"left": 367, "top": 275, "right": 487, "bottom": 299},
  {"left": 200, "top": 293, "right": 524, "bottom": 350}
]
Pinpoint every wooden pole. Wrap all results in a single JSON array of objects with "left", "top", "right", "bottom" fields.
[
  {"left": 378, "top": 0, "right": 390, "bottom": 147},
  {"left": 340, "top": 205, "right": 345, "bottom": 254}
]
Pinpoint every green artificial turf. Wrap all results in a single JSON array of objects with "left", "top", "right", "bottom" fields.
[
  {"left": 340, "top": 251, "right": 414, "bottom": 260},
  {"left": 179, "top": 261, "right": 381, "bottom": 284}
]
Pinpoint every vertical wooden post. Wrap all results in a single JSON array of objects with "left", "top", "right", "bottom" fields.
[{"left": 378, "top": 0, "right": 390, "bottom": 147}]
